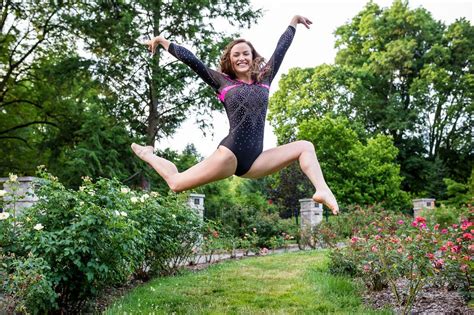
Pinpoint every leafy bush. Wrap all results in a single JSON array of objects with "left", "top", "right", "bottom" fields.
[
  {"left": 0, "top": 171, "right": 202, "bottom": 313},
  {"left": 329, "top": 205, "right": 473, "bottom": 314}
]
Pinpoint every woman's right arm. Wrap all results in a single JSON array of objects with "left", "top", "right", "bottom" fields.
[{"left": 145, "top": 35, "right": 223, "bottom": 91}]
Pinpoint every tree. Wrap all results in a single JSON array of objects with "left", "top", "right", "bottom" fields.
[
  {"left": 0, "top": 1, "right": 262, "bottom": 188},
  {"left": 299, "top": 115, "right": 410, "bottom": 211},
  {"left": 268, "top": 0, "right": 473, "bottom": 198},
  {"left": 68, "top": 1, "right": 262, "bottom": 145}
]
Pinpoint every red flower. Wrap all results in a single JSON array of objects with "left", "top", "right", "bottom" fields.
[
  {"left": 452, "top": 224, "right": 459, "bottom": 229},
  {"left": 411, "top": 221, "right": 418, "bottom": 227},
  {"left": 441, "top": 229, "right": 448, "bottom": 234},
  {"left": 463, "top": 233, "right": 473, "bottom": 240},
  {"left": 456, "top": 238, "right": 463, "bottom": 243},
  {"left": 460, "top": 220, "right": 472, "bottom": 230},
  {"left": 426, "top": 253, "right": 435, "bottom": 260},
  {"left": 434, "top": 224, "right": 440, "bottom": 230},
  {"left": 434, "top": 259, "right": 444, "bottom": 269},
  {"left": 446, "top": 241, "right": 454, "bottom": 247},
  {"left": 415, "top": 217, "right": 427, "bottom": 223},
  {"left": 350, "top": 237, "right": 359, "bottom": 244},
  {"left": 451, "top": 245, "right": 461, "bottom": 253},
  {"left": 398, "top": 220, "right": 404, "bottom": 225},
  {"left": 440, "top": 246, "right": 447, "bottom": 252},
  {"left": 469, "top": 244, "right": 474, "bottom": 252}
]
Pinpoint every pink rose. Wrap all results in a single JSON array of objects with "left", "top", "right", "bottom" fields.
[
  {"left": 446, "top": 241, "right": 454, "bottom": 247},
  {"left": 434, "top": 224, "right": 440, "bottom": 230},
  {"left": 451, "top": 246, "right": 461, "bottom": 253},
  {"left": 463, "top": 233, "right": 473, "bottom": 240},
  {"left": 350, "top": 237, "right": 358, "bottom": 244},
  {"left": 434, "top": 259, "right": 444, "bottom": 269},
  {"left": 411, "top": 221, "right": 418, "bottom": 227},
  {"left": 398, "top": 220, "right": 404, "bottom": 225},
  {"left": 415, "top": 217, "right": 427, "bottom": 223},
  {"left": 371, "top": 245, "right": 378, "bottom": 252},
  {"left": 440, "top": 246, "right": 447, "bottom": 252},
  {"left": 426, "top": 253, "right": 435, "bottom": 260},
  {"left": 441, "top": 229, "right": 448, "bottom": 234}
]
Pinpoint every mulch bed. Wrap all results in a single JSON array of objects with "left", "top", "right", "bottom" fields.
[{"left": 363, "top": 278, "right": 473, "bottom": 314}]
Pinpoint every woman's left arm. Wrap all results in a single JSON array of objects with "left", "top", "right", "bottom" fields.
[{"left": 262, "top": 15, "right": 312, "bottom": 84}]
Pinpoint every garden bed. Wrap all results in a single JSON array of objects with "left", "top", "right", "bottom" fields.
[{"left": 363, "top": 278, "right": 472, "bottom": 314}]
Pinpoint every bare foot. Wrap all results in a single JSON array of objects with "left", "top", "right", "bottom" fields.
[
  {"left": 313, "top": 189, "right": 339, "bottom": 215},
  {"left": 131, "top": 143, "right": 154, "bottom": 162}
]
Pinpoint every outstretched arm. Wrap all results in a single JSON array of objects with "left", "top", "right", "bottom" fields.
[
  {"left": 263, "top": 15, "right": 312, "bottom": 84},
  {"left": 144, "top": 35, "right": 224, "bottom": 91}
]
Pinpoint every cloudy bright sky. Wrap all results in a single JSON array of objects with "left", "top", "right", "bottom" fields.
[{"left": 156, "top": 0, "right": 473, "bottom": 157}]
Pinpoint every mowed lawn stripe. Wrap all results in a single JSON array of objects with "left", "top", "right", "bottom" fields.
[{"left": 105, "top": 251, "right": 390, "bottom": 314}]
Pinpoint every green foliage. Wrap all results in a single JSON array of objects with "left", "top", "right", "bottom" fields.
[
  {"left": 298, "top": 116, "right": 411, "bottom": 210},
  {"left": 442, "top": 172, "right": 473, "bottom": 207},
  {"left": 329, "top": 208, "right": 473, "bottom": 313},
  {"left": 268, "top": 0, "right": 473, "bottom": 199},
  {"left": 0, "top": 0, "right": 262, "bottom": 189},
  {"left": 0, "top": 171, "right": 202, "bottom": 313},
  {"left": 5, "top": 256, "right": 58, "bottom": 314}
]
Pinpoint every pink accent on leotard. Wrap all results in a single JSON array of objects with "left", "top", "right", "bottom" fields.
[
  {"left": 217, "top": 82, "right": 270, "bottom": 102},
  {"left": 218, "top": 84, "right": 240, "bottom": 102}
]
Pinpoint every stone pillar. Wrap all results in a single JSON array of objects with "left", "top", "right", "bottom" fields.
[
  {"left": 299, "top": 198, "right": 323, "bottom": 231},
  {"left": 0, "top": 176, "right": 38, "bottom": 215},
  {"left": 187, "top": 193, "right": 205, "bottom": 220},
  {"left": 412, "top": 198, "right": 435, "bottom": 217}
]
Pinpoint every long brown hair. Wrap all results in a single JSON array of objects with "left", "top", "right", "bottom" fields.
[{"left": 219, "top": 39, "right": 266, "bottom": 82}]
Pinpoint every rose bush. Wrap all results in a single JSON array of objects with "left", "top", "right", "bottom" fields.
[
  {"left": 0, "top": 170, "right": 203, "bottom": 313},
  {"left": 329, "top": 205, "right": 473, "bottom": 314}
]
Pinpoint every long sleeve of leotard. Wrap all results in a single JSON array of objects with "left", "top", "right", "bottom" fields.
[
  {"left": 168, "top": 43, "right": 225, "bottom": 92},
  {"left": 262, "top": 25, "right": 296, "bottom": 85}
]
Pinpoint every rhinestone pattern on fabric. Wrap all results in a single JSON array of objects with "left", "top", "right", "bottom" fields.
[{"left": 168, "top": 26, "right": 296, "bottom": 176}]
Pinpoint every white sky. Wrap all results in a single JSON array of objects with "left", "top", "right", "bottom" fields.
[{"left": 156, "top": 0, "right": 473, "bottom": 157}]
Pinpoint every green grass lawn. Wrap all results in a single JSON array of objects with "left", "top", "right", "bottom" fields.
[{"left": 105, "top": 250, "right": 391, "bottom": 314}]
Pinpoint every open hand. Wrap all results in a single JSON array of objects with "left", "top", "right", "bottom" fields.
[
  {"left": 293, "top": 15, "right": 312, "bottom": 29},
  {"left": 144, "top": 36, "right": 161, "bottom": 54}
]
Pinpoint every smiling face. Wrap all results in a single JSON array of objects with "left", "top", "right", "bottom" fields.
[{"left": 230, "top": 42, "right": 253, "bottom": 77}]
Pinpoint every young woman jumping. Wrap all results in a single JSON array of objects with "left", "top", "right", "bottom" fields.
[{"left": 132, "top": 15, "right": 339, "bottom": 214}]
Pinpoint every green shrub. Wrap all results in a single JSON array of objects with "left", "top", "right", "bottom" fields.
[
  {"left": 1, "top": 171, "right": 203, "bottom": 313},
  {"left": 5, "top": 256, "right": 58, "bottom": 314}
]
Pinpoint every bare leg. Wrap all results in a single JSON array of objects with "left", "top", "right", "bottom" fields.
[
  {"left": 241, "top": 140, "right": 339, "bottom": 214},
  {"left": 131, "top": 143, "right": 237, "bottom": 192}
]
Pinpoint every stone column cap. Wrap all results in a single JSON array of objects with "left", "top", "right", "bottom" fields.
[
  {"left": 189, "top": 193, "right": 205, "bottom": 198},
  {"left": 0, "top": 176, "right": 38, "bottom": 183}
]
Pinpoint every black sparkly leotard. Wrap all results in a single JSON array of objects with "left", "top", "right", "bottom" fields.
[{"left": 168, "top": 26, "right": 295, "bottom": 176}]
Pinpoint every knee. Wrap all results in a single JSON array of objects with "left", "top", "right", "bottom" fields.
[{"left": 298, "top": 140, "right": 315, "bottom": 153}]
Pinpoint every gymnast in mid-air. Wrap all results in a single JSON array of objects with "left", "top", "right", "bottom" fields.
[{"left": 132, "top": 15, "right": 339, "bottom": 214}]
